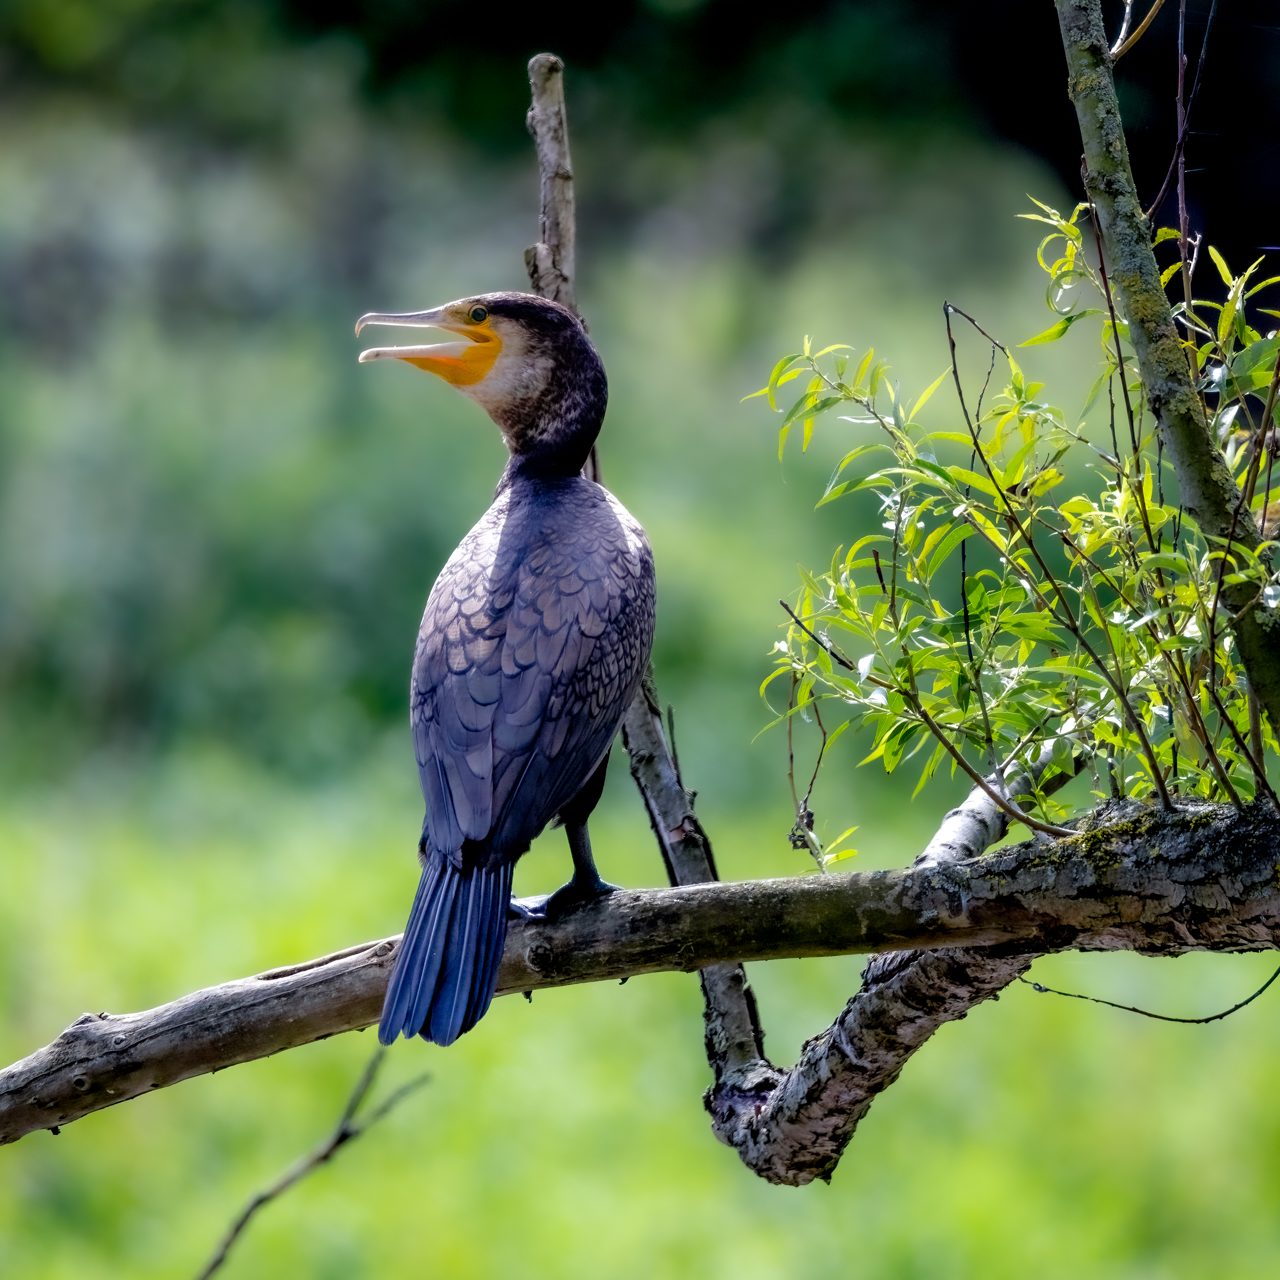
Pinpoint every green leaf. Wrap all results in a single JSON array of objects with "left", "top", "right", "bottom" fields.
[
  {"left": 920, "top": 430, "right": 978, "bottom": 447},
  {"left": 1207, "top": 244, "right": 1233, "bottom": 288},
  {"left": 924, "top": 524, "right": 976, "bottom": 579},
  {"left": 906, "top": 367, "right": 952, "bottom": 420},
  {"left": 1225, "top": 336, "right": 1280, "bottom": 395},
  {"left": 1001, "top": 612, "right": 1064, "bottom": 644},
  {"left": 781, "top": 393, "right": 841, "bottom": 430},
  {"left": 758, "top": 353, "right": 803, "bottom": 410},
  {"left": 1244, "top": 274, "right": 1280, "bottom": 300},
  {"left": 1019, "top": 310, "right": 1101, "bottom": 346},
  {"left": 822, "top": 824, "right": 860, "bottom": 858},
  {"left": 945, "top": 466, "right": 1000, "bottom": 497}
]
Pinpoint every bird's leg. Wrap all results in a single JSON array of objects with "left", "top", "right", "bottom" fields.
[
  {"left": 515, "top": 753, "right": 619, "bottom": 921},
  {"left": 541, "top": 818, "right": 620, "bottom": 920}
]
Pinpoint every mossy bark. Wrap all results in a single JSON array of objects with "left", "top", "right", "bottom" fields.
[{"left": 1054, "top": 0, "right": 1280, "bottom": 730}]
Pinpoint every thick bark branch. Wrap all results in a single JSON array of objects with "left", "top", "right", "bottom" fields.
[
  {"left": 1054, "top": 0, "right": 1280, "bottom": 729},
  {"left": 3, "top": 802, "right": 1278, "bottom": 1150},
  {"left": 707, "top": 747, "right": 1076, "bottom": 1183}
]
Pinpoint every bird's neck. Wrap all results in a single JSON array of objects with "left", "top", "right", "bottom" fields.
[
  {"left": 498, "top": 444, "right": 595, "bottom": 491},
  {"left": 493, "top": 363, "right": 607, "bottom": 485}
]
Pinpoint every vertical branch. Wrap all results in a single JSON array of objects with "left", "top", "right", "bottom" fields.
[
  {"left": 1053, "top": 0, "right": 1280, "bottom": 735},
  {"left": 522, "top": 54, "right": 769, "bottom": 1084},
  {"left": 524, "top": 54, "right": 577, "bottom": 312}
]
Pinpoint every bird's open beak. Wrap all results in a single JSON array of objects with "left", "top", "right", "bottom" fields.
[{"left": 355, "top": 306, "right": 500, "bottom": 387}]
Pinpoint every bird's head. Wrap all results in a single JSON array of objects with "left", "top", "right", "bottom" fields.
[{"left": 356, "top": 291, "right": 607, "bottom": 471}]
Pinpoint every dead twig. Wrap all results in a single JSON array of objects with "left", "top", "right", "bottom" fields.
[{"left": 196, "top": 1047, "right": 429, "bottom": 1279}]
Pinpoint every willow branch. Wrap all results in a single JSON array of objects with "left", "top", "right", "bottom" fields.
[{"left": 1054, "top": 0, "right": 1280, "bottom": 730}]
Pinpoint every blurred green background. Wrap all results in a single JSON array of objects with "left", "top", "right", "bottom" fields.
[{"left": 4, "top": 3, "right": 1280, "bottom": 1277}]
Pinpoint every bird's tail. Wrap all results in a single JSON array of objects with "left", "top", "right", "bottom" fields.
[{"left": 378, "top": 856, "right": 513, "bottom": 1046}]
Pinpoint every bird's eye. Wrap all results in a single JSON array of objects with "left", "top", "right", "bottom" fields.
[{"left": 468, "top": 305, "right": 488, "bottom": 324}]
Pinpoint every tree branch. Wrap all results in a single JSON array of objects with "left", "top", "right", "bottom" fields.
[
  {"left": 196, "top": 1047, "right": 430, "bottom": 1279},
  {"left": 706, "top": 745, "right": 1079, "bottom": 1183},
  {"left": 1054, "top": 0, "right": 1280, "bottom": 730},
  {"left": 524, "top": 53, "right": 577, "bottom": 312},
  {"left": 521, "top": 52, "right": 767, "bottom": 1088},
  {"left": 4, "top": 802, "right": 1279, "bottom": 1153}
]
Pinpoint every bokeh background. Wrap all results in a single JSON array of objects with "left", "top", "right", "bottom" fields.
[{"left": 3, "top": 3, "right": 1279, "bottom": 1276}]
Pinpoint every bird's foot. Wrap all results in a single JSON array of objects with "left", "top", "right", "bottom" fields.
[{"left": 543, "top": 875, "right": 619, "bottom": 921}]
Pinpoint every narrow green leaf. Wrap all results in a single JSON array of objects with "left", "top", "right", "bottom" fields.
[
  {"left": 1207, "top": 244, "right": 1233, "bottom": 287},
  {"left": 906, "top": 367, "right": 952, "bottom": 420},
  {"left": 946, "top": 466, "right": 1000, "bottom": 497},
  {"left": 1020, "top": 313, "right": 1085, "bottom": 346},
  {"left": 924, "top": 524, "right": 976, "bottom": 579}
]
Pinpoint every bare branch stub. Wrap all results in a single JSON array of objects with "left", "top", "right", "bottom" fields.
[{"left": 524, "top": 53, "right": 577, "bottom": 312}]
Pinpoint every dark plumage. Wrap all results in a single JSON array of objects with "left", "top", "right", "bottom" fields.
[{"left": 356, "top": 292, "right": 656, "bottom": 1045}]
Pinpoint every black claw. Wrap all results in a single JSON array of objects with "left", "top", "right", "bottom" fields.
[{"left": 507, "top": 896, "right": 546, "bottom": 921}]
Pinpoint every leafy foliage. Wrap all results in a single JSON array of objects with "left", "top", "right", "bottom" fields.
[{"left": 758, "top": 200, "right": 1280, "bottom": 866}]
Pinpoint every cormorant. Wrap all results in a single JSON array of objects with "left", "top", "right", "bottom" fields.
[{"left": 355, "top": 292, "right": 655, "bottom": 1046}]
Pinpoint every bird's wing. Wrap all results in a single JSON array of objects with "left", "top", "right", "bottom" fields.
[
  {"left": 412, "top": 493, "right": 654, "bottom": 867},
  {"left": 486, "top": 517, "right": 654, "bottom": 854},
  {"left": 411, "top": 531, "right": 505, "bottom": 859}
]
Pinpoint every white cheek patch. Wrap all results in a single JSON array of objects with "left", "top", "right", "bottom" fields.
[{"left": 466, "top": 341, "right": 557, "bottom": 440}]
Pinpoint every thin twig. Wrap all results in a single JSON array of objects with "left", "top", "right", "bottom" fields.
[
  {"left": 1111, "top": 0, "right": 1136, "bottom": 53},
  {"left": 1112, "top": 0, "right": 1165, "bottom": 60},
  {"left": 1020, "top": 959, "right": 1280, "bottom": 1024},
  {"left": 197, "top": 1047, "right": 430, "bottom": 1279},
  {"left": 1088, "top": 210, "right": 1141, "bottom": 473},
  {"left": 779, "top": 599, "right": 856, "bottom": 670},
  {"left": 959, "top": 542, "right": 1004, "bottom": 784},
  {"left": 1175, "top": 0, "right": 1201, "bottom": 383},
  {"left": 1144, "top": 0, "right": 1219, "bottom": 221},
  {"left": 944, "top": 302, "right": 1176, "bottom": 808}
]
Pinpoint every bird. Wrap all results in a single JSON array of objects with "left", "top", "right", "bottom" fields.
[{"left": 355, "top": 291, "right": 656, "bottom": 1046}]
